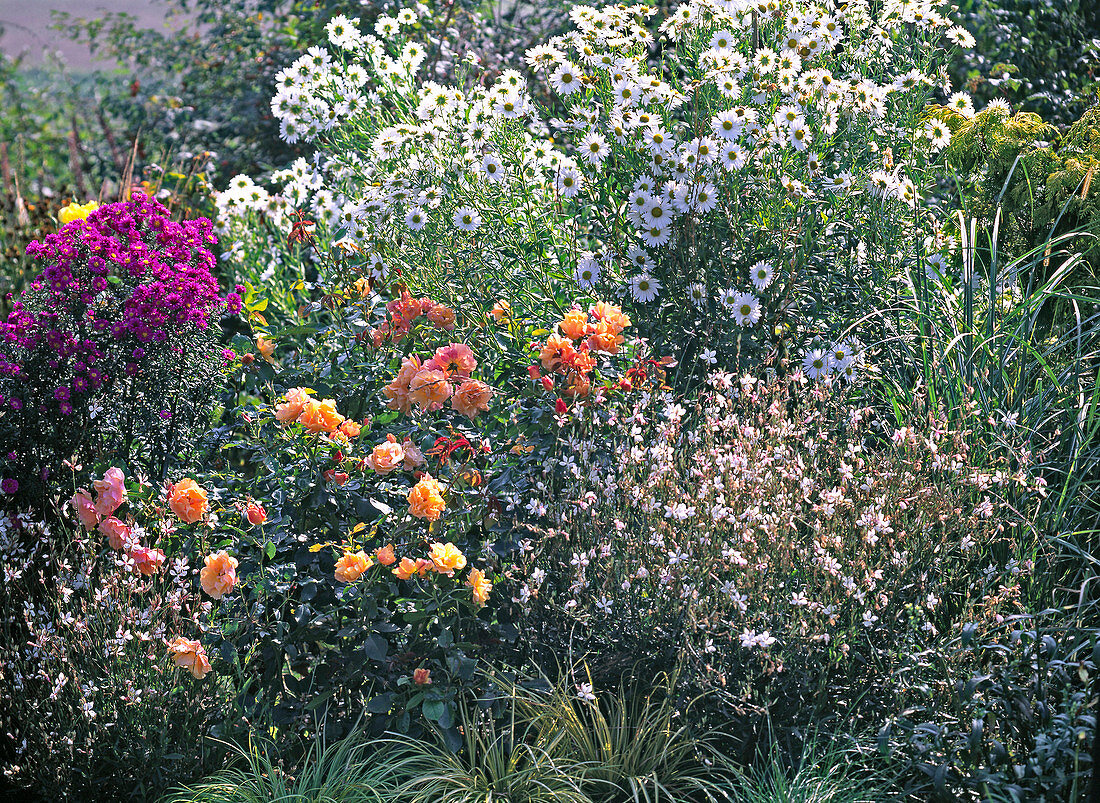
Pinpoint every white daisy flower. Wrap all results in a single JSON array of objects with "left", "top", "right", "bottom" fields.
[
  {"left": 554, "top": 165, "right": 583, "bottom": 198},
  {"left": 479, "top": 153, "right": 505, "bottom": 183},
  {"left": 550, "top": 63, "right": 583, "bottom": 96},
  {"left": 803, "top": 348, "right": 831, "bottom": 380},
  {"left": 750, "top": 260, "right": 774, "bottom": 291},
  {"left": 731, "top": 292, "right": 761, "bottom": 327},
  {"left": 629, "top": 273, "right": 662, "bottom": 302},
  {"left": 405, "top": 207, "right": 428, "bottom": 230},
  {"left": 575, "top": 254, "right": 601, "bottom": 288},
  {"left": 453, "top": 206, "right": 482, "bottom": 232},
  {"left": 580, "top": 131, "right": 609, "bottom": 166},
  {"left": 687, "top": 282, "right": 706, "bottom": 308}
]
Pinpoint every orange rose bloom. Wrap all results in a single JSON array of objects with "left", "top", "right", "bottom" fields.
[
  {"left": 588, "top": 321, "right": 625, "bottom": 354},
  {"left": 427, "top": 304, "right": 456, "bottom": 330},
  {"left": 246, "top": 502, "right": 267, "bottom": 525},
  {"left": 591, "top": 301, "right": 631, "bottom": 333},
  {"left": 375, "top": 544, "right": 397, "bottom": 566},
  {"left": 298, "top": 398, "right": 345, "bottom": 434},
  {"left": 383, "top": 356, "right": 422, "bottom": 414},
  {"left": 334, "top": 550, "right": 373, "bottom": 583},
  {"left": 408, "top": 369, "right": 451, "bottom": 413},
  {"left": 402, "top": 438, "right": 426, "bottom": 470},
  {"left": 276, "top": 387, "right": 313, "bottom": 422},
  {"left": 256, "top": 335, "right": 275, "bottom": 363},
  {"left": 337, "top": 419, "right": 361, "bottom": 439},
  {"left": 540, "top": 334, "right": 576, "bottom": 373},
  {"left": 428, "top": 541, "right": 467, "bottom": 576},
  {"left": 200, "top": 551, "right": 239, "bottom": 599},
  {"left": 169, "top": 478, "right": 208, "bottom": 524},
  {"left": 451, "top": 379, "right": 493, "bottom": 421},
  {"left": 168, "top": 637, "right": 212, "bottom": 679},
  {"left": 490, "top": 300, "right": 511, "bottom": 323},
  {"left": 393, "top": 557, "right": 418, "bottom": 580},
  {"left": 563, "top": 372, "right": 592, "bottom": 398},
  {"left": 558, "top": 309, "right": 589, "bottom": 340},
  {"left": 369, "top": 434, "right": 405, "bottom": 474},
  {"left": 415, "top": 558, "right": 434, "bottom": 576},
  {"left": 408, "top": 474, "right": 447, "bottom": 521},
  {"left": 413, "top": 667, "right": 432, "bottom": 685},
  {"left": 426, "top": 343, "right": 477, "bottom": 378},
  {"left": 467, "top": 567, "right": 493, "bottom": 606}
]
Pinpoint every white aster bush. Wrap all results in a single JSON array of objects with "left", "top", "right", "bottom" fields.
[{"left": 215, "top": 0, "right": 977, "bottom": 384}]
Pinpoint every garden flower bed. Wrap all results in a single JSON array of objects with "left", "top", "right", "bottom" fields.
[{"left": 0, "top": 0, "right": 1097, "bottom": 800}]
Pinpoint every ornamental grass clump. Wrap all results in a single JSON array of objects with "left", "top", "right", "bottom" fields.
[{"left": 0, "top": 192, "right": 240, "bottom": 506}]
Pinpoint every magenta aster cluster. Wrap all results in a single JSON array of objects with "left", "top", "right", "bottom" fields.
[{"left": 0, "top": 192, "right": 242, "bottom": 416}]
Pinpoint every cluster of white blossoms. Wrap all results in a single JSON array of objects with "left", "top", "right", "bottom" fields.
[{"left": 222, "top": 0, "right": 973, "bottom": 381}]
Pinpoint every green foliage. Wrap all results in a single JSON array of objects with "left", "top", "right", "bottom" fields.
[{"left": 951, "top": 0, "right": 1100, "bottom": 126}]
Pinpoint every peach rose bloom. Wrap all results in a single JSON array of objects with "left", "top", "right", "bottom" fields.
[
  {"left": 369, "top": 434, "right": 405, "bottom": 474},
  {"left": 92, "top": 467, "right": 127, "bottom": 516},
  {"left": 426, "top": 343, "right": 477, "bottom": 378},
  {"left": 402, "top": 439, "right": 426, "bottom": 470},
  {"left": 246, "top": 502, "right": 267, "bottom": 525},
  {"left": 467, "top": 567, "right": 493, "bottom": 606},
  {"left": 428, "top": 541, "right": 467, "bottom": 576},
  {"left": 130, "top": 545, "right": 166, "bottom": 576},
  {"left": 591, "top": 301, "right": 631, "bottom": 333},
  {"left": 383, "top": 355, "right": 421, "bottom": 414},
  {"left": 540, "top": 334, "right": 576, "bottom": 373},
  {"left": 408, "top": 369, "right": 451, "bottom": 413},
  {"left": 588, "top": 322, "right": 625, "bottom": 354},
  {"left": 490, "top": 300, "right": 511, "bottom": 323},
  {"left": 98, "top": 516, "right": 130, "bottom": 550},
  {"left": 451, "top": 379, "right": 493, "bottom": 421},
  {"left": 72, "top": 489, "right": 99, "bottom": 530},
  {"left": 337, "top": 419, "right": 362, "bottom": 439},
  {"left": 558, "top": 310, "right": 589, "bottom": 341},
  {"left": 413, "top": 667, "right": 432, "bottom": 685},
  {"left": 168, "top": 637, "right": 212, "bottom": 680},
  {"left": 169, "top": 478, "right": 208, "bottom": 524},
  {"left": 392, "top": 556, "right": 418, "bottom": 580},
  {"left": 408, "top": 474, "right": 447, "bottom": 521},
  {"left": 563, "top": 373, "right": 592, "bottom": 398},
  {"left": 298, "top": 398, "right": 345, "bottom": 434},
  {"left": 334, "top": 550, "right": 373, "bottom": 583},
  {"left": 427, "top": 304, "right": 456, "bottom": 330},
  {"left": 200, "top": 551, "right": 239, "bottom": 599},
  {"left": 375, "top": 544, "right": 397, "bottom": 566},
  {"left": 276, "top": 387, "right": 313, "bottom": 422},
  {"left": 256, "top": 335, "right": 275, "bottom": 363}
]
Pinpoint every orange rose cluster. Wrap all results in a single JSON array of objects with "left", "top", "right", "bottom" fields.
[
  {"left": 534, "top": 302, "right": 631, "bottom": 398},
  {"left": 383, "top": 343, "right": 492, "bottom": 420},
  {"left": 330, "top": 539, "right": 492, "bottom": 607},
  {"left": 275, "top": 387, "right": 362, "bottom": 439},
  {"left": 371, "top": 291, "right": 456, "bottom": 346}
]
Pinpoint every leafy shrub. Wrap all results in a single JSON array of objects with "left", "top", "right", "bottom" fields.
[
  {"left": 0, "top": 192, "right": 240, "bottom": 508},
  {"left": 949, "top": 0, "right": 1100, "bottom": 127},
  {"left": 184, "top": 273, "right": 649, "bottom": 746}
]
